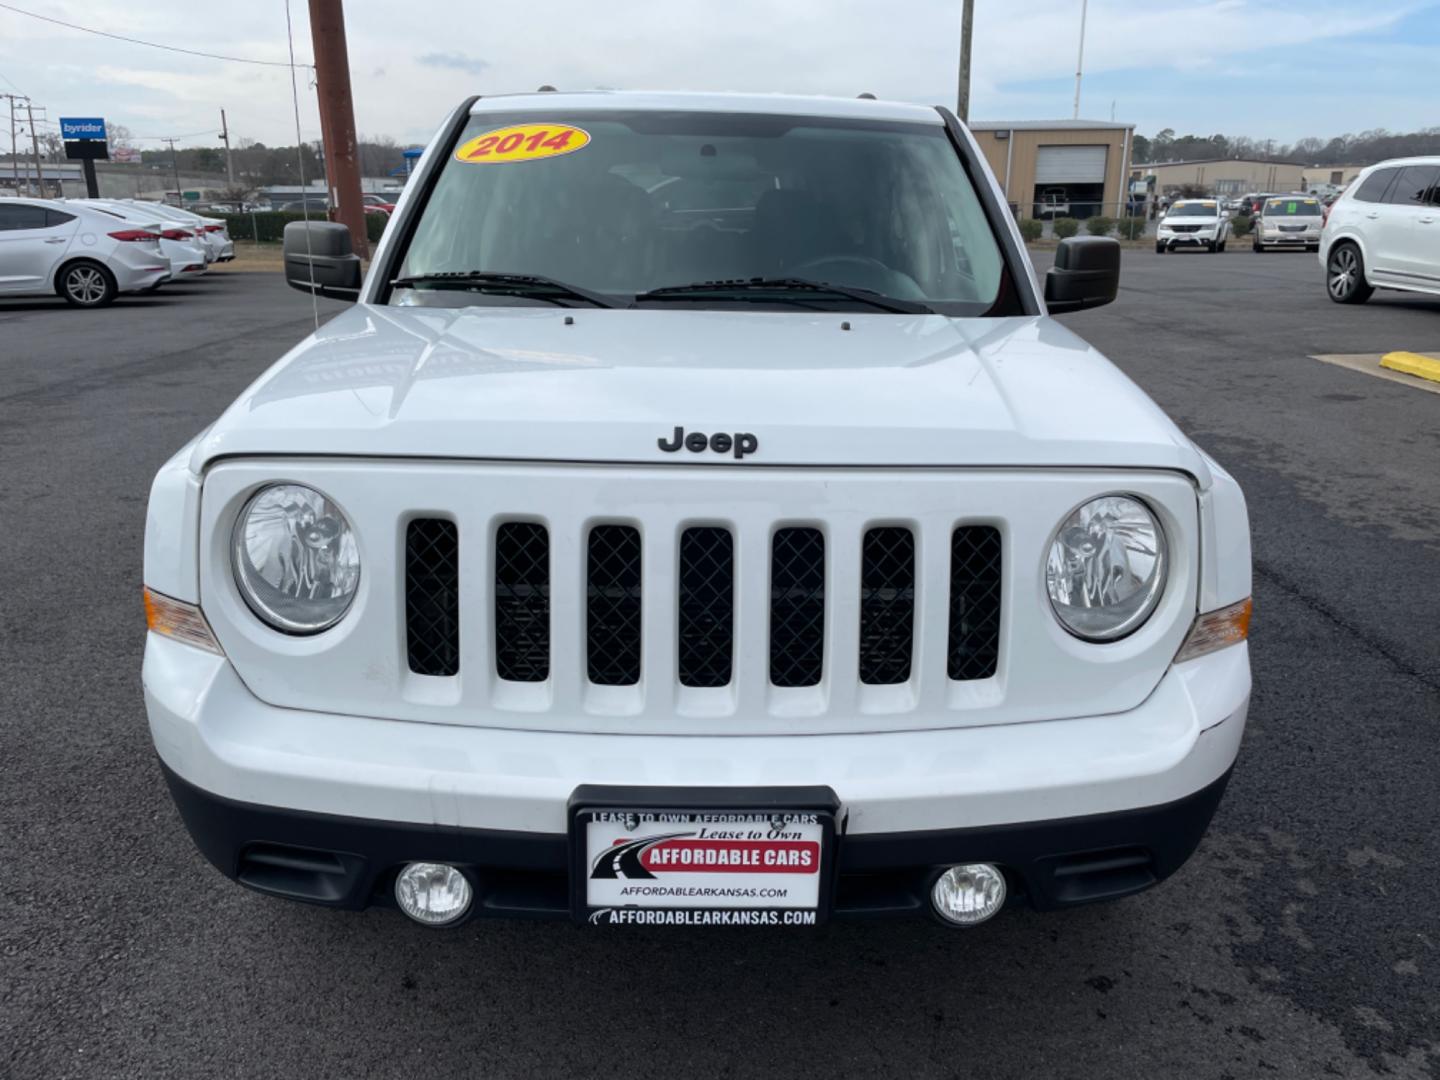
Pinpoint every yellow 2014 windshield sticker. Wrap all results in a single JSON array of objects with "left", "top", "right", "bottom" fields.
[{"left": 455, "top": 123, "right": 591, "bottom": 164}]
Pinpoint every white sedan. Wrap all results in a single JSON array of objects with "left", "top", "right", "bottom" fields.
[
  {"left": 64, "top": 199, "right": 209, "bottom": 288},
  {"left": 125, "top": 201, "right": 235, "bottom": 262},
  {"left": 0, "top": 197, "right": 169, "bottom": 306}
]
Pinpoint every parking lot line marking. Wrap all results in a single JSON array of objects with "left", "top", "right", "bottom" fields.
[
  {"left": 1379, "top": 351, "right": 1440, "bottom": 386},
  {"left": 1310, "top": 354, "right": 1440, "bottom": 396}
]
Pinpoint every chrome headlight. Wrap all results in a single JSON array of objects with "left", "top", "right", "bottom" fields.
[
  {"left": 1045, "top": 495, "right": 1167, "bottom": 641},
  {"left": 232, "top": 483, "right": 360, "bottom": 633}
]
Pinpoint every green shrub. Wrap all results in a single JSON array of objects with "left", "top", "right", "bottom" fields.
[
  {"left": 1017, "top": 217, "right": 1044, "bottom": 242},
  {"left": 1116, "top": 216, "right": 1147, "bottom": 240},
  {"left": 1229, "top": 215, "right": 1253, "bottom": 237},
  {"left": 1085, "top": 215, "right": 1115, "bottom": 237},
  {"left": 219, "top": 211, "right": 389, "bottom": 245},
  {"left": 218, "top": 211, "right": 308, "bottom": 243},
  {"left": 1051, "top": 217, "right": 1080, "bottom": 239}
]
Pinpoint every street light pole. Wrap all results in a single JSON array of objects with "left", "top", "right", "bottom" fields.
[
  {"left": 1072, "top": 0, "right": 1089, "bottom": 120},
  {"left": 957, "top": 0, "right": 974, "bottom": 123}
]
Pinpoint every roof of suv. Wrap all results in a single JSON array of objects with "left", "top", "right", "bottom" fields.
[
  {"left": 467, "top": 90, "right": 945, "bottom": 125},
  {"left": 1356, "top": 156, "right": 1440, "bottom": 170}
]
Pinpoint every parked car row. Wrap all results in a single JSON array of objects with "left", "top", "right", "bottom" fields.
[
  {"left": 1156, "top": 157, "right": 1440, "bottom": 305},
  {"left": 0, "top": 197, "right": 234, "bottom": 307},
  {"left": 270, "top": 194, "right": 398, "bottom": 216}
]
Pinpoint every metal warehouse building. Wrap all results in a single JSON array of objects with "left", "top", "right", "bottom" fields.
[
  {"left": 1139, "top": 157, "right": 1306, "bottom": 196},
  {"left": 970, "top": 119, "right": 1135, "bottom": 220}
]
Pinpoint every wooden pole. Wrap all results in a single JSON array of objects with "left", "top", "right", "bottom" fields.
[{"left": 308, "top": 0, "right": 369, "bottom": 258}]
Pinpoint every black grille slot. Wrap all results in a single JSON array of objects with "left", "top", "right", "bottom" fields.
[
  {"left": 587, "top": 525, "right": 642, "bottom": 685},
  {"left": 770, "top": 527, "right": 825, "bottom": 687},
  {"left": 495, "top": 522, "right": 550, "bottom": 682},
  {"left": 405, "top": 518, "right": 459, "bottom": 676},
  {"left": 678, "top": 527, "right": 734, "bottom": 688},
  {"left": 237, "top": 843, "right": 356, "bottom": 903},
  {"left": 859, "top": 527, "right": 915, "bottom": 684},
  {"left": 948, "top": 526, "right": 1002, "bottom": 681}
]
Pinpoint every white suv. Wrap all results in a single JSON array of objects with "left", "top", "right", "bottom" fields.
[
  {"left": 1321, "top": 157, "right": 1440, "bottom": 303},
  {"left": 1155, "top": 198, "right": 1229, "bottom": 253},
  {"left": 142, "top": 92, "right": 1252, "bottom": 931}
]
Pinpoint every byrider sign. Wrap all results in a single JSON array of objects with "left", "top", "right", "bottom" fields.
[{"left": 60, "top": 117, "right": 107, "bottom": 141}]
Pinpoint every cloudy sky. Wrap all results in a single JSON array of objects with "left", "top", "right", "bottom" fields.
[{"left": 1, "top": 0, "right": 1436, "bottom": 152}]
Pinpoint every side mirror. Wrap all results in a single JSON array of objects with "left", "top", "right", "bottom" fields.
[
  {"left": 1044, "top": 236, "right": 1120, "bottom": 314},
  {"left": 283, "top": 221, "right": 362, "bottom": 302}
]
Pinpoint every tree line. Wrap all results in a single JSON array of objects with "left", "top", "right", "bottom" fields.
[
  {"left": 1133, "top": 127, "right": 1440, "bottom": 166},
  {"left": 9, "top": 124, "right": 409, "bottom": 190},
  {"left": 131, "top": 136, "right": 408, "bottom": 186}
]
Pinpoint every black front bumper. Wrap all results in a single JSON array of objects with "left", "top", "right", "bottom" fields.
[{"left": 161, "top": 763, "right": 1231, "bottom": 923}]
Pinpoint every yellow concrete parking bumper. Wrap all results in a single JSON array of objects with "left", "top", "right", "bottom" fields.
[{"left": 1379, "top": 352, "right": 1440, "bottom": 385}]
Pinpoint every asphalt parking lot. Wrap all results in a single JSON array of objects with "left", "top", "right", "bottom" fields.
[{"left": 4, "top": 252, "right": 1439, "bottom": 1079}]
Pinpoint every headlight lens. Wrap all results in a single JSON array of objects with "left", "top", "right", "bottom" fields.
[
  {"left": 1045, "top": 495, "right": 1167, "bottom": 641},
  {"left": 232, "top": 483, "right": 360, "bottom": 633}
]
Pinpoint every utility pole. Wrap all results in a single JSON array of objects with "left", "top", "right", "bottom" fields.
[
  {"left": 219, "top": 108, "right": 235, "bottom": 184},
  {"left": 1, "top": 93, "right": 25, "bottom": 194},
  {"left": 1072, "top": 0, "right": 1089, "bottom": 120},
  {"left": 164, "top": 137, "right": 183, "bottom": 204},
  {"left": 957, "top": 0, "right": 974, "bottom": 123},
  {"left": 25, "top": 99, "right": 44, "bottom": 196},
  {"left": 308, "top": 0, "right": 369, "bottom": 257}
]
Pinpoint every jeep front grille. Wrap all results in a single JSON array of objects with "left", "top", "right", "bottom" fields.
[
  {"left": 206, "top": 463, "right": 1198, "bottom": 736},
  {"left": 403, "top": 520, "right": 1003, "bottom": 694}
]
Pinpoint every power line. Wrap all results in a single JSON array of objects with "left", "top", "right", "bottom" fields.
[
  {"left": 0, "top": 66, "right": 24, "bottom": 94},
  {"left": 0, "top": 2, "right": 314, "bottom": 69},
  {"left": 130, "top": 130, "right": 221, "bottom": 142}
]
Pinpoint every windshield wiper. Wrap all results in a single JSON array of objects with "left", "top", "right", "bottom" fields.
[
  {"left": 389, "top": 271, "right": 616, "bottom": 308},
  {"left": 634, "top": 277, "right": 934, "bottom": 314}
]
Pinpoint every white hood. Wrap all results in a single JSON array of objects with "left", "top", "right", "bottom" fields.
[{"left": 192, "top": 305, "right": 1209, "bottom": 484}]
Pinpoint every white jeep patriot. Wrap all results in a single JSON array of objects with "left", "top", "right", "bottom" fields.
[{"left": 142, "top": 92, "right": 1251, "bottom": 929}]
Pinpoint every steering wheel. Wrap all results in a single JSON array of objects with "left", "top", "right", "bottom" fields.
[{"left": 787, "top": 254, "right": 892, "bottom": 286}]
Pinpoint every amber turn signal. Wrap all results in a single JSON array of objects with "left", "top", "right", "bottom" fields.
[
  {"left": 1174, "top": 597, "right": 1251, "bottom": 664},
  {"left": 144, "top": 587, "right": 224, "bottom": 655}
]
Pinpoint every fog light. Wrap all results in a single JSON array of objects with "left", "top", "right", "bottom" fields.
[
  {"left": 395, "top": 862, "right": 472, "bottom": 926},
  {"left": 931, "top": 863, "right": 1006, "bottom": 927}
]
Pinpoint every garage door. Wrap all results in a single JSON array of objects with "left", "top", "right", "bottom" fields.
[{"left": 1035, "top": 146, "right": 1108, "bottom": 184}]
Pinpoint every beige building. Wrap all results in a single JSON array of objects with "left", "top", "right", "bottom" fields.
[
  {"left": 970, "top": 120, "right": 1135, "bottom": 220},
  {"left": 1139, "top": 157, "right": 1305, "bottom": 196},
  {"left": 1302, "top": 164, "right": 1366, "bottom": 190}
]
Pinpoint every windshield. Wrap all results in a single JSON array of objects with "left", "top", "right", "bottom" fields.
[
  {"left": 1264, "top": 198, "right": 1321, "bottom": 216},
  {"left": 1167, "top": 202, "right": 1220, "bottom": 217},
  {"left": 395, "top": 110, "right": 1008, "bottom": 314}
]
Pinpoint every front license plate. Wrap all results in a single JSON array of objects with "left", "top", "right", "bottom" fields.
[{"left": 573, "top": 806, "right": 834, "bottom": 927}]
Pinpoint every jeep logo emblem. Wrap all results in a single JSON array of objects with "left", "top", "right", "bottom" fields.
[{"left": 657, "top": 425, "right": 758, "bottom": 460}]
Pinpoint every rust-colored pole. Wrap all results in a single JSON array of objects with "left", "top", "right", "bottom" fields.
[{"left": 308, "top": 0, "right": 369, "bottom": 258}]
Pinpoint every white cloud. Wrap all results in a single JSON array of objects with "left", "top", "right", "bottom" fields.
[{"left": 0, "top": 0, "right": 1429, "bottom": 148}]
